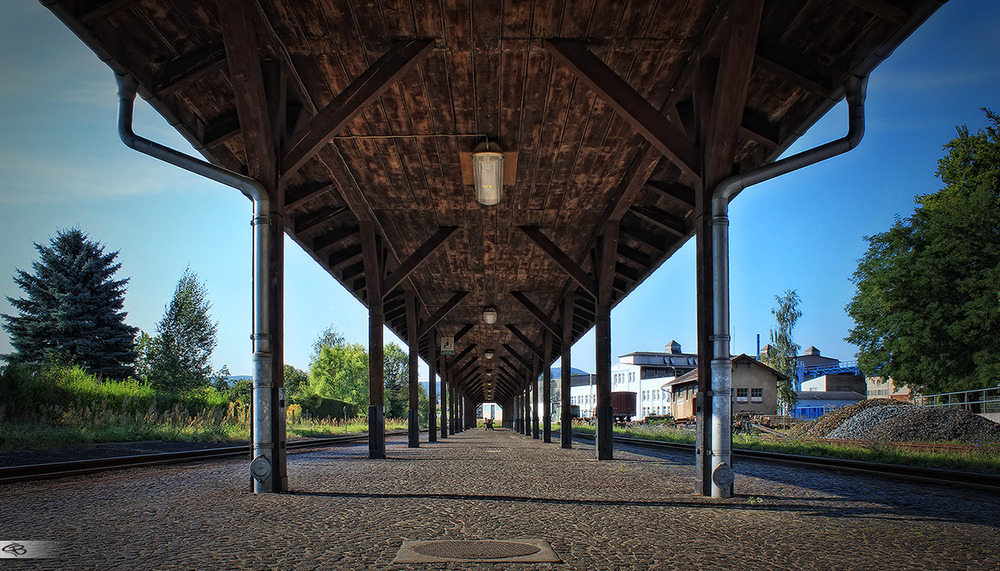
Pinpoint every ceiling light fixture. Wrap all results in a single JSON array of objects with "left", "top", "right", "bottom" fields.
[
  {"left": 484, "top": 349, "right": 495, "bottom": 360},
  {"left": 472, "top": 142, "right": 504, "bottom": 206},
  {"left": 483, "top": 306, "right": 498, "bottom": 325}
]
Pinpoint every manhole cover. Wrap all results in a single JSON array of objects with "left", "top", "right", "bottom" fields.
[
  {"left": 414, "top": 540, "right": 539, "bottom": 559},
  {"left": 394, "top": 539, "right": 560, "bottom": 563}
]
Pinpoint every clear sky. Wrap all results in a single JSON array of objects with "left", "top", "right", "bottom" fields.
[{"left": 1, "top": 0, "right": 998, "bottom": 379}]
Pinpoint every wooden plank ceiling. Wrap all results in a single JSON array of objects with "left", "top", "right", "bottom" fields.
[{"left": 46, "top": 0, "right": 942, "bottom": 404}]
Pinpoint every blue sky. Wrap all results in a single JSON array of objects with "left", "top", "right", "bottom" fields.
[{"left": 1, "top": 0, "right": 998, "bottom": 378}]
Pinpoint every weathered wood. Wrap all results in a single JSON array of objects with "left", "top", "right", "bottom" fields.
[
  {"left": 154, "top": 44, "right": 227, "bottom": 96},
  {"left": 281, "top": 40, "right": 436, "bottom": 177},
  {"left": 505, "top": 324, "right": 544, "bottom": 360},
  {"left": 519, "top": 226, "right": 598, "bottom": 296},
  {"left": 417, "top": 291, "right": 469, "bottom": 338},
  {"left": 509, "top": 291, "right": 560, "bottom": 338},
  {"left": 629, "top": 205, "right": 688, "bottom": 237},
  {"left": 382, "top": 226, "right": 458, "bottom": 298},
  {"left": 544, "top": 39, "right": 701, "bottom": 180}
]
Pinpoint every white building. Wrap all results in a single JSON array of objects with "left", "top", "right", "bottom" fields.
[{"left": 569, "top": 340, "right": 698, "bottom": 421}]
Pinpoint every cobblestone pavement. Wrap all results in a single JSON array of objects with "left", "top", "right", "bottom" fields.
[{"left": 1, "top": 429, "right": 998, "bottom": 570}]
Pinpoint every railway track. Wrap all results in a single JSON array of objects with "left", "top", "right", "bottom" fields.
[
  {"left": 567, "top": 432, "right": 1000, "bottom": 494},
  {"left": 0, "top": 432, "right": 384, "bottom": 486}
]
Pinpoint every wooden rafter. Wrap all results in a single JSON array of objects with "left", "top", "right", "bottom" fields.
[
  {"left": 505, "top": 324, "right": 544, "bottom": 361},
  {"left": 544, "top": 39, "right": 701, "bottom": 181},
  {"left": 629, "top": 206, "right": 688, "bottom": 237},
  {"left": 519, "top": 226, "right": 597, "bottom": 297},
  {"left": 154, "top": 45, "right": 227, "bottom": 96},
  {"left": 281, "top": 39, "right": 435, "bottom": 177},
  {"left": 417, "top": 291, "right": 469, "bottom": 338},
  {"left": 509, "top": 291, "right": 560, "bottom": 338},
  {"left": 216, "top": 0, "right": 276, "bottom": 184},
  {"left": 382, "top": 226, "right": 458, "bottom": 297}
]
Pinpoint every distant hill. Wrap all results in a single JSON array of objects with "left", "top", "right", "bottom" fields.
[{"left": 549, "top": 367, "right": 590, "bottom": 378}]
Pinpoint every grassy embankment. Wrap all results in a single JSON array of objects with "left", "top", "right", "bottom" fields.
[
  {"left": 0, "top": 363, "right": 405, "bottom": 451},
  {"left": 569, "top": 422, "right": 1000, "bottom": 473}
]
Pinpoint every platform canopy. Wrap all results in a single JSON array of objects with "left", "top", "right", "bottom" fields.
[{"left": 45, "top": 0, "right": 942, "bottom": 405}]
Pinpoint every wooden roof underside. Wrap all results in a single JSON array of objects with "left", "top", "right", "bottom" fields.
[{"left": 45, "top": 0, "right": 942, "bottom": 404}]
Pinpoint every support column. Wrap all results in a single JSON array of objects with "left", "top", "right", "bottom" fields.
[
  {"left": 561, "top": 291, "right": 574, "bottom": 449},
  {"left": 532, "top": 362, "right": 540, "bottom": 439},
  {"left": 440, "top": 358, "right": 448, "bottom": 438},
  {"left": 428, "top": 331, "right": 438, "bottom": 443},
  {"left": 267, "top": 188, "right": 287, "bottom": 491},
  {"left": 594, "top": 225, "right": 618, "bottom": 461},
  {"left": 524, "top": 386, "right": 531, "bottom": 435},
  {"left": 406, "top": 290, "right": 420, "bottom": 448},
  {"left": 361, "top": 221, "right": 385, "bottom": 459},
  {"left": 543, "top": 332, "right": 553, "bottom": 443}
]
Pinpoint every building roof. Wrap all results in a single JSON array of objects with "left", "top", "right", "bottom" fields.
[
  {"left": 665, "top": 354, "right": 788, "bottom": 388},
  {"left": 40, "top": 0, "right": 943, "bottom": 405}
]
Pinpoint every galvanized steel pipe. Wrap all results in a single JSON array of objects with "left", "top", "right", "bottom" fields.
[
  {"left": 708, "top": 73, "right": 868, "bottom": 498},
  {"left": 116, "top": 74, "right": 276, "bottom": 493}
]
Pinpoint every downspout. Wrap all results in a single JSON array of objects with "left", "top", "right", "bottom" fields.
[
  {"left": 116, "top": 74, "right": 276, "bottom": 493},
  {"left": 708, "top": 73, "right": 868, "bottom": 498}
]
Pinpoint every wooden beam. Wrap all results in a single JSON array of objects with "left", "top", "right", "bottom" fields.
[
  {"left": 505, "top": 324, "right": 544, "bottom": 361},
  {"left": 285, "top": 182, "right": 336, "bottom": 210},
  {"left": 281, "top": 39, "right": 435, "bottom": 177},
  {"left": 754, "top": 49, "right": 832, "bottom": 97},
  {"left": 382, "top": 226, "right": 458, "bottom": 297},
  {"left": 79, "top": 0, "right": 134, "bottom": 23},
  {"left": 704, "top": 0, "right": 765, "bottom": 187},
  {"left": 328, "top": 244, "right": 362, "bottom": 268},
  {"left": 845, "top": 0, "right": 908, "bottom": 24},
  {"left": 154, "top": 45, "right": 227, "bottom": 97},
  {"left": 502, "top": 343, "right": 533, "bottom": 372},
  {"left": 313, "top": 225, "right": 359, "bottom": 253},
  {"left": 446, "top": 343, "right": 476, "bottom": 373},
  {"left": 453, "top": 323, "right": 475, "bottom": 343},
  {"left": 294, "top": 206, "right": 349, "bottom": 235},
  {"left": 417, "top": 291, "right": 469, "bottom": 338},
  {"left": 645, "top": 181, "right": 696, "bottom": 211},
  {"left": 359, "top": 221, "right": 382, "bottom": 302},
  {"left": 499, "top": 355, "right": 525, "bottom": 379},
  {"left": 544, "top": 39, "right": 701, "bottom": 180},
  {"left": 739, "top": 108, "right": 780, "bottom": 149},
  {"left": 620, "top": 224, "right": 668, "bottom": 255},
  {"left": 203, "top": 111, "right": 240, "bottom": 148},
  {"left": 597, "top": 222, "right": 620, "bottom": 308},
  {"left": 629, "top": 205, "right": 688, "bottom": 237},
  {"left": 509, "top": 291, "right": 560, "bottom": 338},
  {"left": 519, "top": 226, "right": 597, "bottom": 297},
  {"left": 216, "top": 0, "right": 277, "bottom": 184}
]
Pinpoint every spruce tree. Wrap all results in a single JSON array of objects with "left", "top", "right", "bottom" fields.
[
  {"left": 2, "top": 228, "right": 137, "bottom": 379},
  {"left": 147, "top": 267, "right": 218, "bottom": 392}
]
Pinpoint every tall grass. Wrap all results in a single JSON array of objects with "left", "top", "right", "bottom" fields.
[
  {"left": 0, "top": 363, "right": 408, "bottom": 452},
  {"left": 567, "top": 422, "right": 1000, "bottom": 474}
]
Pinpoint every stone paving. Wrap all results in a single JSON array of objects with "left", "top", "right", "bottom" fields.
[{"left": 1, "top": 428, "right": 998, "bottom": 570}]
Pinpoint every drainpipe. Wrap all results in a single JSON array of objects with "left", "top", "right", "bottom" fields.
[
  {"left": 116, "top": 74, "right": 276, "bottom": 493},
  {"left": 708, "top": 73, "right": 868, "bottom": 498}
]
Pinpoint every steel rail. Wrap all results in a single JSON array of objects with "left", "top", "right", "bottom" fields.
[
  {"left": 566, "top": 432, "right": 1000, "bottom": 494},
  {"left": 0, "top": 432, "right": 404, "bottom": 486}
]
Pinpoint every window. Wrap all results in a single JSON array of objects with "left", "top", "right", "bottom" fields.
[
  {"left": 751, "top": 388, "right": 763, "bottom": 403},
  {"left": 736, "top": 388, "right": 748, "bottom": 403}
]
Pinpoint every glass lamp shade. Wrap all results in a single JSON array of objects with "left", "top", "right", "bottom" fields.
[
  {"left": 483, "top": 307, "right": 498, "bottom": 324},
  {"left": 484, "top": 349, "right": 495, "bottom": 360},
  {"left": 472, "top": 150, "right": 504, "bottom": 206}
]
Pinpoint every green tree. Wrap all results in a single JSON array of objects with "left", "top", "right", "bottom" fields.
[
  {"left": 308, "top": 327, "right": 369, "bottom": 407},
  {"left": 1, "top": 228, "right": 137, "bottom": 379},
  {"left": 761, "top": 290, "right": 801, "bottom": 411},
  {"left": 383, "top": 342, "right": 409, "bottom": 419},
  {"left": 283, "top": 364, "right": 309, "bottom": 397},
  {"left": 847, "top": 109, "right": 1000, "bottom": 394},
  {"left": 147, "top": 267, "right": 218, "bottom": 392}
]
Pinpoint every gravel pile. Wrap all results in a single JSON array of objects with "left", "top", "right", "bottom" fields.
[
  {"left": 826, "top": 404, "right": 915, "bottom": 440},
  {"left": 797, "top": 399, "right": 1000, "bottom": 444},
  {"left": 788, "top": 398, "right": 906, "bottom": 439}
]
